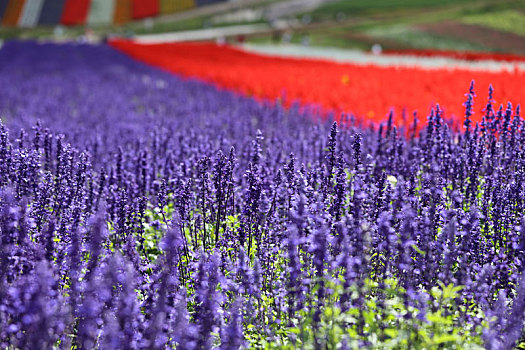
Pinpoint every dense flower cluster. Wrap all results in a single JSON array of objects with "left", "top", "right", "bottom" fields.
[
  {"left": 0, "top": 41, "right": 525, "bottom": 349},
  {"left": 110, "top": 40, "right": 525, "bottom": 126}
]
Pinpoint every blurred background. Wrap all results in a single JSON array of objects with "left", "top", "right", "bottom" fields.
[{"left": 0, "top": 0, "right": 523, "bottom": 55}]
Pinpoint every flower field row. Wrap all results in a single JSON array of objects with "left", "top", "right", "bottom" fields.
[
  {"left": 383, "top": 48, "right": 525, "bottom": 63},
  {"left": 0, "top": 40, "right": 525, "bottom": 349},
  {"left": 110, "top": 40, "right": 525, "bottom": 127}
]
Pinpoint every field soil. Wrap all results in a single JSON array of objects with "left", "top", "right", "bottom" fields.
[{"left": 418, "top": 21, "right": 525, "bottom": 54}]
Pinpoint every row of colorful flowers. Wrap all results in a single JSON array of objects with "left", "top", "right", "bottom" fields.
[{"left": 111, "top": 40, "right": 525, "bottom": 127}]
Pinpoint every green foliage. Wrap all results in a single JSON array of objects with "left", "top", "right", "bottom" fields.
[
  {"left": 312, "top": 0, "right": 483, "bottom": 18},
  {"left": 258, "top": 278, "right": 486, "bottom": 350},
  {"left": 142, "top": 201, "right": 174, "bottom": 262},
  {"left": 462, "top": 9, "right": 525, "bottom": 37},
  {"left": 365, "top": 24, "right": 488, "bottom": 52}
]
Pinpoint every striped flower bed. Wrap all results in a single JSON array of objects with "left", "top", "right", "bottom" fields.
[
  {"left": 0, "top": 41, "right": 524, "bottom": 349},
  {"left": 111, "top": 40, "right": 525, "bottom": 127},
  {"left": 0, "top": 0, "right": 226, "bottom": 28}
]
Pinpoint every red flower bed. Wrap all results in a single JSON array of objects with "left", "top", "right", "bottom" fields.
[{"left": 110, "top": 40, "right": 525, "bottom": 126}]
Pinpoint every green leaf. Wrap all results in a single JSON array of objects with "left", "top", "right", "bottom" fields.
[
  {"left": 384, "top": 328, "right": 398, "bottom": 339},
  {"left": 433, "top": 333, "right": 460, "bottom": 344}
]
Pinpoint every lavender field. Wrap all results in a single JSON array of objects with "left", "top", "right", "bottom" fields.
[{"left": 0, "top": 41, "right": 524, "bottom": 349}]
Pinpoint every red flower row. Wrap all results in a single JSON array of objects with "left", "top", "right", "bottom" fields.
[{"left": 110, "top": 40, "right": 525, "bottom": 126}]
